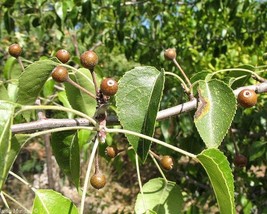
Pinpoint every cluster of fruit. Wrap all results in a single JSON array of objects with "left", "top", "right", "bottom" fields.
[
  {"left": 53, "top": 49, "right": 119, "bottom": 189},
  {"left": 52, "top": 49, "right": 118, "bottom": 101},
  {"left": 8, "top": 44, "right": 259, "bottom": 189}
]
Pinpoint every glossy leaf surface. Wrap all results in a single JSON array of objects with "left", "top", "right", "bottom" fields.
[
  {"left": 116, "top": 66, "right": 164, "bottom": 161},
  {"left": 194, "top": 80, "right": 236, "bottom": 148}
]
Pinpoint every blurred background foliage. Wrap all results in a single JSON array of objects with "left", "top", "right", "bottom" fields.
[{"left": 0, "top": 0, "right": 267, "bottom": 213}]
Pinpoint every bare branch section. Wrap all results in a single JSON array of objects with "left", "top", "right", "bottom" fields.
[{"left": 11, "top": 82, "right": 267, "bottom": 134}]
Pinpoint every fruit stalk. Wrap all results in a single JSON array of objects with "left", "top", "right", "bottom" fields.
[{"left": 66, "top": 77, "right": 96, "bottom": 99}]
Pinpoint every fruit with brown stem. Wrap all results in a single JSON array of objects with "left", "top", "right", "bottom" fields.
[
  {"left": 8, "top": 43, "right": 22, "bottom": 58},
  {"left": 160, "top": 155, "right": 174, "bottom": 171},
  {"left": 164, "top": 48, "right": 176, "bottom": 61}
]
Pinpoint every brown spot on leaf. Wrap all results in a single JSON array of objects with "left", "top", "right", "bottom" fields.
[{"left": 195, "top": 89, "right": 210, "bottom": 120}]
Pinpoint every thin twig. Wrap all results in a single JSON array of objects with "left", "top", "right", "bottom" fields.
[
  {"left": 90, "top": 70, "right": 99, "bottom": 96},
  {"left": 173, "top": 59, "right": 192, "bottom": 88},
  {"left": 43, "top": 133, "right": 54, "bottom": 189},
  {"left": 1, "top": 191, "right": 31, "bottom": 213},
  {"left": 0, "top": 191, "right": 10, "bottom": 210},
  {"left": 67, "top": 77, "right": 96, "bottom": 99},
  {"left": 80, "top": 138, "right": 99, "bottom": 214},
  {"left": 17, "top": 56, "right": 25, "bottom": 72},
  {"left": 149, "top": 152, "right": 167, "bottom": 182},
  {"left": 135, "top": 153, "right": 147, "bottom": 211},
  {"left": 10, "top": 82, "right": 267, "bottom": 134}
]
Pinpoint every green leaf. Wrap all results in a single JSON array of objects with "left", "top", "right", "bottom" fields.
[
  {"left": 3, "top": 57, "right": 16, "bottom": 79},
  {"left": 32, "top": 189, "right": 78, "bottom": 214},
  {"left": 7, "top": 83, "right": 18, "bottom": 102},
  {"left": 65, "top": 68, "right": 97, "bottom": 117},
  {"left": 116, "top": 66, "right": 164, "bottom": 161},
  {"left": 55, "top": 1, "right": 68, "bottom": 21},
  {"left": 17, "top": 60, "right": 57, "bottom": 105},
  {"left": 197, "top": 148, "right": 235, "bottom": 214},
  {"left": 57, "top": 91, "right": 74, "bottom": 118},
  {"left": 43, "top": 79, "right": 55, "bottom": 97},
  {"left": 78, "top": 129, "right": 92, "bottom": 148},
  {"left": 194, "top": 80, "right": 236, "bottom": 148},
  {"left": 51, "top": 131, "right": 80, "bottom": 188},
  {"left": 0, "top": 101, "right": 14, "bottom": 188},
  {"left": 249, "top": 141, "right": 267, "bottom": 161},
  {"left": 0, "top": 101, "right": 27, "bottom": 190},
  {"left": 135, "top": 178, "right": 183, "bottom": 214},
  {"left": 0, "top": 83, "right": 10, "bottom": 101}
]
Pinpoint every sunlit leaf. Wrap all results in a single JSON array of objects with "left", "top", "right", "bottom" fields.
[
  {"left": 135, "top": 178, "right": 183, "bottom": 214},
  {"left": 197, "top": 148, "right": 235, "bottom": 214},
  {"left": 194, "top": 80, "right": 236, "bottom": 148},
  {"left": 32, "top": 189, "right": 78, "bottom": 214}
]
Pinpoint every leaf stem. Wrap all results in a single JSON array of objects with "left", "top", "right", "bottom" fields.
[
  {"left": 28, "top": 126, "right": 96, "bottom": 139},
  {"left": 135, "top": 153, "right": 147, "bottom": 211},
  {"left": 165, "top": 71, "right": 190, "bottom": 92},
  {"left": 173, "top": 59, "right": 192, "bottom": 88},
  {"left": 80, "top": 137, "right": 99, "bottom": 214},
  {"left": 1, "top": 191, "right": 31, "bottom": 213},
  {"left": 66, "top": 77, "right": 96, "bottom": 99},
  {"left": 15, "top": 105, "right": 97, "bottom": 126},
  {"left": 149, "top": 150, "right": 161, "bottom": 161},
  {"left": 17, "top": 56, "right": 25, "bottom": 72},
  {"left": 90, "top": 70, "right": 99, "bottom": 96},
  {"left": 106, "top": 128, "right": 197, "bottom": 159},
  {"left": 60, "top": 64, "right": 95, "bottom": 87},
  {"left": 209, "top": 68, "right": 263, "bottom": 81},
  {"left": 0, "top": 191, "right": 10, "bottom": 209},
  {"left": 149, "top": 152, "right": 167, "bottom": 182},
  {"left": 9, "top": 171, "right": 35, "bottom": 191}
]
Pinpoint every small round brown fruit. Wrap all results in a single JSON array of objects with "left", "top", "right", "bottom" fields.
[
  {"left": 80, "top": 50, "right": 98, "bottom": 70},
  {"left": 105, "top": 146, "right": 118, "bottom": 158},
  {"left": 160, "top": 155, "right": 174, "bottom": 171},
  {"left": 90, "top": 173, "right": 106, "bottom": 189},
  {"left": 237, "top": 89, "right": 257, "bottom": 108},
  {"left": 234, "top": 154, "right": 247, "bottom": 168},
  {"left": 56, "top": 49, "right": 70, "bottom": 63},
  {"left": 164, "top": 48, "right": 176, "bottom": 60},
  {"left": 100, "top": 78, "right": 118, "bottom": 96},
  {"left": 51, "top": 66, "right": 69, "bottom": 83},
  {"left": 8, "top": 43, "right": 22, "bottom": 58}
]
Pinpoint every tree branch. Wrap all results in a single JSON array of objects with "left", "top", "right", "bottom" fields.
[{"left": 11, "top": 82, "right": 267, "bottom": 134}]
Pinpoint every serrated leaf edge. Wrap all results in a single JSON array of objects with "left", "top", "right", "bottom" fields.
[{"left": 194, "top": 80, "right": 237, "bottom": 148}]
